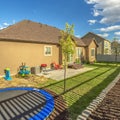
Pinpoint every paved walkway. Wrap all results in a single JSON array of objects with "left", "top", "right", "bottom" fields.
[{"left": 37, "top": 67, "right": 94, "bottom": 80}]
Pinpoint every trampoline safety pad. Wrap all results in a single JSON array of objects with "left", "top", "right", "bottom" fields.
[{"left": 0, "top": 87, "right": 54, "bottom": 120}]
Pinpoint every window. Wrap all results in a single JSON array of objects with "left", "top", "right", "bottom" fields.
[
  {"left": 105, "top": 41, "right": 108, "bottom": 47},
  {"left": 44, "top": 46, "right": 52, "bottom": 56},
  {"left": 91, "top": 48, "right": 95, "bottom": 56},
  {"left": 67, "top": 54, "right": 73, "bottom": 62},
  {"left": 76, "top": 47, "right": 81, "bottom": 58}
]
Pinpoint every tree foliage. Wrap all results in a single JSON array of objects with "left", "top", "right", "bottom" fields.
[
  {"left": 59, "top": 23, "right": 76, "bottom": 62},
  {"left": 112, "top": 38, "right": 120, "bottom": 62},
  {"left": 112, "top": 38, "right": 120, "bottom": 55},
  {"left": 59, "top": 23, "right": 76, "bottom": 92}
]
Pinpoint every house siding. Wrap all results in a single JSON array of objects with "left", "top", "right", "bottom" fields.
[
  {"left": 82, "top": 32, "right": 111, "bottom": 55},
  {"left": 104, "top": 40, "right": 111, "bottom": 54},
  {"left": 82, "top": 47, "right": 86, "bottom": 62},
  {"left": 75, "top": 47, "right": 86, "bottom": 62},
  {"left": 88, "top": 40, "right": 97, "bottom": 62},
  {"left": 0, "top": 41, "right": 59, "bottom": 75},
  {"left": 97, "top": 42, "right": 102, "bottom": 54},
  {"left": 61, "top": 46, "right": 86, "bottom": 64}
]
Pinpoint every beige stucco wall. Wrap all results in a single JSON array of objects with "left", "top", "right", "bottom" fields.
[
  {"left": 0, "top": 41, "right": 59, "bottom": 75},
  {"left": 97, "top": 40, "right": 111, "bottom": 55},
  {"left": 60, "top": 46, "right": 86, "bottom": 64},
  {"left": 80, "top": 47, "right": 86, "bottom": 61},
  {"left": 97, "top": 42, "right": 103, "bottom": 54},
  {"left": 74, "top": 46, "right": 86, "bottom": 62},
  {"left": 88, "top": 40, "right": 97, "bottom": 62},
  {"left": 104, "top": 40, "right": 111, "bottom": 54},
  {"left": 82, "top": 47, "right": 86, "bottom": 61}
]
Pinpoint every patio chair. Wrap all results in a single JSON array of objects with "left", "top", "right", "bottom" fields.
[{"left": 50, "top": 62, "right": 62, "bottom": 70}]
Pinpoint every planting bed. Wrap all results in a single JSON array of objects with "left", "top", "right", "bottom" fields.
[{"left": 88, "top": 78, "right": 120, "bottom": 120}]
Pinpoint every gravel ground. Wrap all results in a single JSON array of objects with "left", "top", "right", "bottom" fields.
[
  {"left": 88, "top": 78, "right": 120, "bottom": 120},
  {"left": 0, "top": 75, "right": 48, "bottom": 89}
]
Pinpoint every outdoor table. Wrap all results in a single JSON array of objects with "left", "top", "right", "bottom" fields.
[{"left": 40, "top": 64, "right": 47, "bottom": 72}]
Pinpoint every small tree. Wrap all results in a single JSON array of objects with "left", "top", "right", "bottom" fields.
[
  {"left": 59, "top": 23, "right": 76, "bottom": 92},
  {"left": 112, "top": 38, "right": 120, "bottom": 62}
]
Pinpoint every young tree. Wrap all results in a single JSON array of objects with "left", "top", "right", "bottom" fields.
[
  {"left": 59, "top": 23, "right": 76, "bottom": 92},
  {"left": 111, "top": 38, "right": 120, "bottom": 62}
]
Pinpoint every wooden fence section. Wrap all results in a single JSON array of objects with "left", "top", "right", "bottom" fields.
[{"left": 97, "top": 54, "right": 120, "bottom": 62}]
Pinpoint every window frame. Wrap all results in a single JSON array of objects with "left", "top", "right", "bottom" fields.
[
  {"left": 91, "top": 48, "right": 95, "bottom": 57},
  {"left": 76, "top": 47, "right": 81, "bottom": 58},
  {"left": 44, "top": 46, "right": 52, "bottom": 56}
]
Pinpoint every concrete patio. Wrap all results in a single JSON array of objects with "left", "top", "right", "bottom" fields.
[{"left": 37, "top": 67, "right": 94, "bottom": 80}]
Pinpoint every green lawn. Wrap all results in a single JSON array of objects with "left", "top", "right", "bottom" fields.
[{"left": 39, "top": 63, "right": 120, "bottom": 120}]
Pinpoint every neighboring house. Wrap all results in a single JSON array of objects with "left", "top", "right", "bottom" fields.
[
  {"left": 81, "top": 37, "right": 98, "bottom": 62},
  {"left": 111, "top": 40, "right": 120, "bottom": 55},
  {"left": 82, "top": 32, "right": 111, "bottom": 55},
  {"left": 0, "top": 20, "right": 97, "bottom": 75}
]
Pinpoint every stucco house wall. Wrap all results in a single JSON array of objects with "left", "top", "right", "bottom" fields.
[
  {"left": 75, "top": 46, "right": 86, "bottom": 62},
  {"left": 104, "top": 40, "right": 111, "bottom": 54},
  {"left": 0, "top": 41, "right": 59, "bottom": 75},
  {"left": 88, "top": 40, "right": 97, "bottom": 62},
  {"left": 0, "top": 20, "right": 89, "bottom": 75},
  {"left": 82, "top": 32, "right": 111, "bottom": 55},
  {"left": 97, "top": 42, "right": 102, "bottom": 54}
]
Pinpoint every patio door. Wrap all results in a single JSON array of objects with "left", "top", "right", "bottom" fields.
[
  {"left": 67, "top": 54, "right": 73, "bottom": 63},
  {"left": 76, "top": 47, "right": 81, "bottom": 59}
]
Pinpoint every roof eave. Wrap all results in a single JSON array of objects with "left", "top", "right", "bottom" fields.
[{"left": 0, "top": 38, "right": 59, "bottom": 45}]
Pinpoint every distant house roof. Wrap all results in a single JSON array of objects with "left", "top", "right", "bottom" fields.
[
  {"left": 81, "top": 32, "right": 111, "bottom": 43},
  {"left": 0, "top": 20, "right": 86, "bottom": 47},
  {"left": 81, "top": 37, "right": 98, "bottom": 47}
]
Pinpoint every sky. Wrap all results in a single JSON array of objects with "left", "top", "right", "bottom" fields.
[{"left": 0, "top": 0, "right": 120, "bottom": 41}]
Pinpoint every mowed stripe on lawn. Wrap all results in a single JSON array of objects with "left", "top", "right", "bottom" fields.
[{"left": 39, "top": 64, "right": 120, "bottom": 119}]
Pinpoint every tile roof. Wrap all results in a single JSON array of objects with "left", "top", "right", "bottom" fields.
[
  {"left": 0, "top": 20, "right": 86, "bottom": 46},
  {"left": 82, "top": 32, "right": 110, "bottom": 43},
  {"left": 81, "top": 37, "right": 98, "bottom": 47}
]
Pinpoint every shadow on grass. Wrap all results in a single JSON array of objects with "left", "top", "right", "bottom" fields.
[
  {"left": 68, "top": 66, "right": 120, "bottom": 120},
  {"left": 60, "top": 67, "right": 112, "bottom": 95},
  {"left": 40, "top": 67, "right": 100, "bottom": 90},
  {"left": 41, "top": 66, "right": 113, "bottom": 96},
  {"left": 86, "top": 63, "right": 119, "bottom": 68}
]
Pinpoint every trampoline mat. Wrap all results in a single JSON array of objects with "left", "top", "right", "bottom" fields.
[{"left": 0, "top": 88, "right": 54, "bottom": 120}]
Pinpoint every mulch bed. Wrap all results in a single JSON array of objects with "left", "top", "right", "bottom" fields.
[
  {"left": 68, "top": 63, "right": 83, "bottom": 69},
  {"left": 88, "top": 78, "right": 120, "bottom": 120},
  {"left": 0, "top": 75, "right": 69, "bottom": 120},
  {"left": 45, "top": 89, "right": 69, "bottom": 120}
]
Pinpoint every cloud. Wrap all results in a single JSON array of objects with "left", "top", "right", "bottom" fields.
[
  {"left": 88, "top": 19, "right": 97, "bottom": 25},
  {"left": 97, "top": 33, "right": 109, "bottom": 38},
  {"left": 114, "top": 31, "right": 120, "bottom": 36},
  {"left": 75, "top": 34, "right": 81, "bottom": 38},
  {"left": 0, "top": 22, "right": 10, "bottom": 30},
  {"left": 0, "top": 26, "right": 6, "bottom": 30},
  {"left": 3, "top": 22, "right": 9, "bottom": 26},
  {"left": 93, "top": 9, "right": 100, "bottom": 17},
  {"left": 85, "top": 0, "right": 97, "bottom": 4},
  {"left": 97, "top": 25, "right": 120, "bottom": 32},
  {"left": 85, "top": 0, "right": 120, "bottom": 24}
]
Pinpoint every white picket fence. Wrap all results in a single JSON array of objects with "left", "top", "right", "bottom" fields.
[{"left": 97, "top": 54, "right": 120, "bottom": 62}]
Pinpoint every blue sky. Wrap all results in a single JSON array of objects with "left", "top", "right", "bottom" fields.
[{"left": 0, "top": 0, "right": 120, "bottom": 41}]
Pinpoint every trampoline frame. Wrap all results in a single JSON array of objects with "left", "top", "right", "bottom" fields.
[{"left": 0, "top": 87, "right": 54, "bottom": 120}]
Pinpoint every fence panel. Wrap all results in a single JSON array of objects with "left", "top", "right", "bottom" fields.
[{"left": 97, "top": 54, "right": 120, "bottom": 62}]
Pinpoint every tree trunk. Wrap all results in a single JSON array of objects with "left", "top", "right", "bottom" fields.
[
  {"left": 115, "top": 48, "right": 117, "bottom": 62},
  {"left": 64, "top": 55, "right": 67, "bottom": 92}
]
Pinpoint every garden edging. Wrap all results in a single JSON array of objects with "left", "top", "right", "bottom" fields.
[{"left": 77, "top": 73, "right": 120, "bottom": 120}]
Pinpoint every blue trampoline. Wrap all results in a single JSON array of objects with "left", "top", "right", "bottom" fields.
[{"left": 0, "top": 87, "right": 54, "bottom": 120}]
